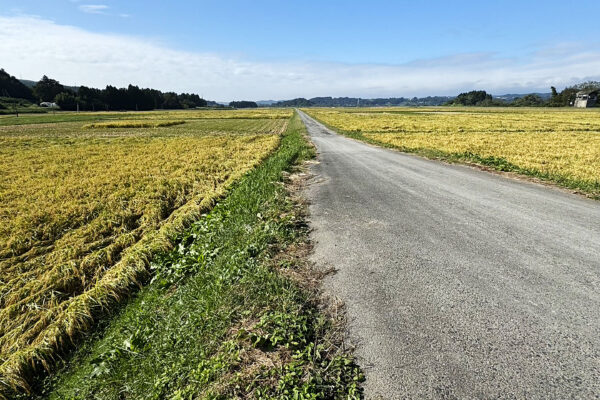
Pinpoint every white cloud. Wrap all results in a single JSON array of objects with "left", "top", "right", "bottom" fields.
[
  {"left": 78, "top": 5, "right": 109, "bottom": 14},
  {"left": 1, "top": 15, "right": 599, "bottom": 101}
]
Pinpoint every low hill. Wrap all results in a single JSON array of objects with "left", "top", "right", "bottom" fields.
[
  {"left": 20, "top": 78, "right": 80, "bottom": 93},
  {"left": 256, "top": 100, "right": 277, "bottom": 106},
  {"left": 494, "top": 93, "right": 552, "bottom": 102},
  {"left": 1, "top": 70, "right": 35, "bottom": 100}
]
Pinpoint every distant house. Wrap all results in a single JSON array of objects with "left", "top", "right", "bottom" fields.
[
  {"left": 574, "top": 90, "right": 598, "bottom": 108},
  {"left": 40, "top": 102, "right": 58, "bottom": 108}
]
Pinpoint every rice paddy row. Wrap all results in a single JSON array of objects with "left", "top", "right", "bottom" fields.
[
  {"left": 0, "top": 108, "right": 293, "bottom": 127},
  {"left": 83, "top": 120, "right": 186, "bottom": 129},
  {"left": 0, "top": 110, "right": 288, "bottom": 393}
]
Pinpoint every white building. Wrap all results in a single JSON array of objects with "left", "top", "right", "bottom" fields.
[{"left": 574, "top": 90, "right": 598, "bottom": 108}]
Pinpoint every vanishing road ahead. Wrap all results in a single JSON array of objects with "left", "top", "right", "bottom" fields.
[{"left": 298, "top": 110, "right": 600, "bottom": 399}]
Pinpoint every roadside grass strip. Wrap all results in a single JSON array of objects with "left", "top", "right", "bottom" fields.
[{"left": 19, "top": 113, "right": 363, "bottom": 399}]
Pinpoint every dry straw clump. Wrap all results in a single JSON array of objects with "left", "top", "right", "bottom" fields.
[
  {"left": 0, "top": 116, "right": 286, "bottom": 394},
  {"left": 83, "top": 120, "right": 186, "bottom": 129}
]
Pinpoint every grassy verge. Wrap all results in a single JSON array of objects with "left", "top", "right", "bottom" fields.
[
  {"left": 306, "top": 112, "right": 600, "bottom": 200},
  {"left": 0, "top": 108, "right": 47, "bottom": 115},
  {"left": 0, "top": 98, "right": 48, "bottom": 116},
  {"left": 21, "top": 112, "right": 362, "bottom": 399}
]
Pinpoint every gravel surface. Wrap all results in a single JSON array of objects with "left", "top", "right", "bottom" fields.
[{"left": 299, "top": 110, "right": 600, "bottom": 399}]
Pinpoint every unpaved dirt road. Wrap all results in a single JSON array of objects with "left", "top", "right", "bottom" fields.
[{"left": 299, "top": 110, "right": 600, "bottom": 399}]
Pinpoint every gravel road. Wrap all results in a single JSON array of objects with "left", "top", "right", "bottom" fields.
[{"left": 298, "top": 110, "right": 600, "bottom": 399}]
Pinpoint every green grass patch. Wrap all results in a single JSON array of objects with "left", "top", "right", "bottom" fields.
[
  {"left": 18, "top": 112, "right": 362, "bottom": 400},
  {"left": 0, "top": 108, "right": 48, "bottom": 115},
  {"left": 0, "top": 97, "right": 48, "bottom": 116}
]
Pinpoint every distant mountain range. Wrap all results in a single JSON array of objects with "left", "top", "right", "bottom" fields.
[
  {"left": 493, "top": 93, "right": 552, "bottom": 102},
  {"left": 269, "top": 96, "right": 455, "bottom": 107},
  {"left": 267, "top": 93, "right": 553, "bottom": 107},
  {"left": 256, "top": 100, "right": 277, "bottom": 106},
  {"left": 20, "top": 79, "right": 80, "bottom": 93},
  {"left": 18, "top": 79, "right": 37, "bottom": 88}
]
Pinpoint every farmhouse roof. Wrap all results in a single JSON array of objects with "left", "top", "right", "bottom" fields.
[{"left": 576, "top": 89, "right": 599, "bottom": 95}]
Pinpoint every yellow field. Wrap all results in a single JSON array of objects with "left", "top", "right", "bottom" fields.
[
  {"left": 83, "top": 120, "right": 186, "bottom": 128},
  {"left": 0, "top": 108, "right": 294, "bottom": 129},
  {"left": 0, "top": 112, "right": 287, "bottom": 388},
  {"left": 305, "top": 107, "right": 600, "bottom": 194},
  {"left": 99, "top": 108, "right": 294, "bottom": 120}
]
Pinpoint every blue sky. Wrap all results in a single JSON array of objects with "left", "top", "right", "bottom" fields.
[{"left": 1, "top": 1, "right": 600, "bottom": 100}]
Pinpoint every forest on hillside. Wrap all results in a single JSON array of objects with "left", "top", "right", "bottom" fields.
[{"left": 0, "top": 69, "right": 207, "bottom": 112}]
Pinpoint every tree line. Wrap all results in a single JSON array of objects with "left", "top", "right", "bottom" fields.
[
  {"left": 3, "top": 67, "right": 599, "bottom": 111},
  {"left": 0, "top": 69, "right": 207, "bottom": 111},
  {"left": 445, "top": 82, "right": 600, "bottom": 107},
  {"left": 228, "top": 101, "right": 258, "bottom": 108}
]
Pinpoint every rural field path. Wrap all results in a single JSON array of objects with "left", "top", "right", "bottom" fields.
[{"left": 298, "top": 110, "right": 600, "bottom": 399}]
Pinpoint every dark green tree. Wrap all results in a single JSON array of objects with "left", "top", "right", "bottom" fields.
[
  {"left": 0, "top": 68, "right": 209, "bottom": 111},
  {"left": 54, "top": 92, "right": 79, "bottom": 110},
  {"left": 445, "top": 90, "right": 493, "bottom": 106},
  {"left": 511, "top": 94, "right": 545, "bottom": 107},
  {"left": 178, "top": 93, "right": 207, "bottom": 108},
  {"left": 547, "top": 86, "right": 578, "bottom": 107},
  {"left": 271, "top": 98, "right": 314, "bottom": 107},
  {"left": 229, "top": 100, "right": 258, "bottom": 108},
  {"left": 162, "top": 92, "right": 183, "bottom": 109},
  {"left": 33, "top": 75, "right": 66, "bottom": 102},
  {"left": 78, "top": 86, "right": 106, "bottom": 111},
  {"left": 126, "top": 84, "right": 154, "bottom": 110}
]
